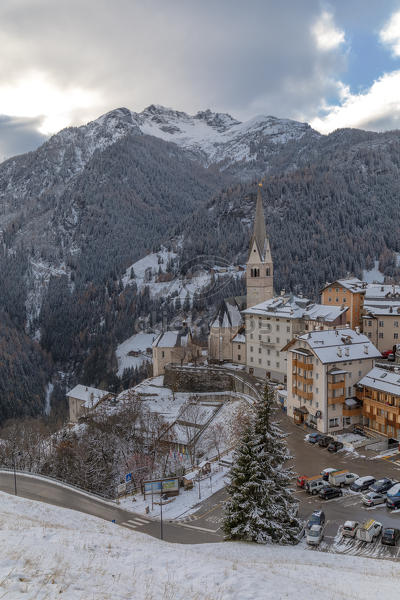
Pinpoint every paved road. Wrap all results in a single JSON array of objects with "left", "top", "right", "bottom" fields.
[{"left": 0, "top": 471, "right": 221, "bottom": 544}]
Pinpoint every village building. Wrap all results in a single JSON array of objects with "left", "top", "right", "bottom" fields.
[
  {"left": 284, "top": 328, "right": 381, "bottom": 434},
  {"left": 68, "top": 385, "right": 113, "bottom": 423},
  {"left": 208, "top": 296, "right": 246, "bottom": 364},
  {"left": 152, "top": 328, "right": 201, "bottom": 377},
  {"left": 358, "top": 366, "right": 400, "bottom": 438},
  {"left": 243, "top": 295, "right": 348, "bottom": 382},
  {"left": 362, "top": 302, "right": 400, "bottom": 353},
  {"left": 320, "top": 278, "right": 366, "bottom": 329}
]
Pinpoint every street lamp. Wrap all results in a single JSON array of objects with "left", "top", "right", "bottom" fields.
[
  {"left": 160, "top": 486, "right": 164, "bottom": 541},
  {"left": 13, "top": 451, "right": 20, "bottom": 496}
]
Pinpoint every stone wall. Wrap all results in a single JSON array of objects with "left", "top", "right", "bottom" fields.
[{"left": 164, "top": 364, "right": 262, "bottom": 403}]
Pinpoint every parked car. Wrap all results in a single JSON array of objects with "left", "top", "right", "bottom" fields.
[
  {"left": 350, "top": 476, "right": 376, "bottom": 492},
  {"left": 343, "top": 472, "right": 359, "bottom": 486},
  {"left": 308, "top": 432, "right": 323, "bottom": 444},
  {"left": 381, "top": 350, "right": 393, "bottom": 359},
  {"left": 297, "top": 474, "right": 321, "bottom": 488},
  {"left": 329, "top": 470, "right": 359, "bottom": 487},
  {"left": 321, "top": 468, "right": 338, "bottom": 481},
  {"left": 386, "top": 496, "right": 400, "bottom": 510},
  {"left": 362, "top": 492, "right": 386, "bottom": 507},
  {"left": 381, "top": 528, "right": 400, "bottom": 546},
  {"left": 319, "top": 487, "right": 343, "bottom": 500},
  {"left": 306, "top": 510, "right": 325, "bottom": 530},
  {"left": 369, "top": 478, "right": 395, "bottom": 494},
  {"left": 318, "top": 436, "right": 334, "bottom": 448},
  {"left": 356, "top": 520, "right": 382, "bottom": 542},
  {"left": 306, "top": 524, "right": 324, "bottom": 546},
  {"left": 327, "top": 441, "right": 344, "bottom": 453},
  {"left": 386, "top": 482, "right": 400, "bottom": 500},
  {"left": 342, "top": 520, "right": 359, "bottom": 538},
  {"left": 306, "top": 479, "right": 329, "bottom": 495}
]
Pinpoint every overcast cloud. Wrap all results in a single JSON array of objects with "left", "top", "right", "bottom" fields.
[{"left": 1, "top": 0, "right": 400, "bottom": 158}]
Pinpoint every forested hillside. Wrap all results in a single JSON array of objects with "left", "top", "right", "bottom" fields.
[{"left": 1, "top": 106, "right": 400, "bottom": 424}]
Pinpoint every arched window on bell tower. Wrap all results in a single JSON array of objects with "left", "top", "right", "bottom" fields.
[{"left": 266, "top": 267, "right": 270, "bottom": 277}]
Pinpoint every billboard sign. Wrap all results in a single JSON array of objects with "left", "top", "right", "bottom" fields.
[
  {"left": 143, "top": 477, "right": 179, "bottom": 497},
  {"left": 118, "top": 482, "right": 126, "bottom": 495}
]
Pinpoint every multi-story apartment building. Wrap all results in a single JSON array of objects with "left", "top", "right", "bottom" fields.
[
  {"left": 244, "top": 296, "right": 348, "bottom": 382},
  {"left": 285, "top": 328, "right": 381, "bottom": 434},
  {"left": 358, "top": 366, "right": 400, "bottom": 438},
  {"left": 362, "top": 303, "right": 400, "bottom": 353},
  {"left": 320, "top": 278, "right": 366, "bottom": 329}
]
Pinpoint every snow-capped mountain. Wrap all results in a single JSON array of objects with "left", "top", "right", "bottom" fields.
[{"left": 132, "top": 104, "right": 318, "bottom": 166}]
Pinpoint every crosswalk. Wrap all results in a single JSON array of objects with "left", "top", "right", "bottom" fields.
[{"left": 121, "top": 516, "right": 150, "bottom": 530}]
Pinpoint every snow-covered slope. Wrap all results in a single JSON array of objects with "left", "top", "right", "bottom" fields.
[
  {"left": 136, "top": 105, "right": 317, "bottom": 166},
  {"left": 1, "top": 491, "right": 399, "bottom": 599}
]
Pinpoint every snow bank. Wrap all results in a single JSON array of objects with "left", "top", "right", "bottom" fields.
[{"left": 1, "top": 491, "right": 399, "bottom": 599}]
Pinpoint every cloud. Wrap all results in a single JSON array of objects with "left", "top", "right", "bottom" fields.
[
  {"left": 312, "top": 10, "right": 345, "bottom": 51},
  {"left": 380, "top": 9, "right": 400, "bottom": 56},
  {"left": 310, "top": 70, "right": 400, "bottom": 133},
  {"left": 0, "top": 0, "right": 348, "bottom": 143},
  {"left": 0, "top": 115, "right": 47, "bottom": 160}
]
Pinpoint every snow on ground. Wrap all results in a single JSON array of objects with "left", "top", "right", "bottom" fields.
[
  {"left": 362, "top": 260, "right": 384, "bottom": 284},
  {"left": 115, "top": 332, "right": 155, "bottom": 376},
  {"left": 120, "top": 463, "right": 228, "bottom": 519},
  {"left": 1, "top": 492, "right": 400, "bottom": 599},
  {"left": 130, "top": 376, "right": 192, "bottom": 423}
]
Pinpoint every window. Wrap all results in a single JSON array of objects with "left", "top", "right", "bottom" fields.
[
  {"left": 343, "top": 298, "right": 347, "bottom": 303},
  {"left": 368, "top": 332, "right": 371, "bottom": 338},
  {"left": 348, "top": 387, "right": 352, "bottom": 396},
  {"left": 258, "top": 348, "right": 261, "bottom": 354},
  {"left": 331, "top": 403, "right": 336, "bottom": 411},
  {"left": 161, "top": 351, "right": 165, "bottom": 358},
  {"left": 267, "top": 360, "right": 271, "bottom": 366},
  {"left": 266, "top": 267, "right": 270, "bottom": 276},
  {"left": 379, "top": 320, "right": 384, "bottom": 327},
  {"left": 258, "top": 358, "right": 261, "bottom": 365},
  {"left": 395, "top": 321, "right": 399, "bottom": 328},
  {"left": 267, "top": 349, "right": 270, "bottom": 355},
  {"left": 343, "top": 417, "right": 351, "bottom": 426},
  {"left": 276, "top": 362, "right": 280, "bottom": 368},
  {"left": 329, "top": 418, "right": 339, "bottom": 427},
  {"left": 238, "top": 344, "right": 241, "bottom": 350},
  {"left": 379, "top": 333, "right": 384, "bottom": 339},
  {"left": 276, "top": 337, "right": 280, "bottom": 343},
  {"left": 250, "top": 346, "right": 254, "bottom": 352},
  {"left": 238, "top": 354, "right": 241, "bottom": 361},
  {"left": 336, "top": 298, "right": 339, "bottom": 303},
  {"left": 316, "top": 388, "right": 319, "bottom": 394},
  {"left": 258, "top": 319, "right": 262, "bottom": 328},
  {"left": 250, "top": 357, "right": 254, "bottom": 362},
  {"left": 358, "top": 370, "right": 362, "bottom": 377},
  {"left": 328, "top": 297, "right": 332, "bottom": 303},
  {"left": 276, "top": 351, "right": 279, "bottom": 357},
  {"left": 276, "top": 325, "right": 280, "bottom": 331},
  {"left": 250, "top": 333, "right": 253, "bottom": 340},
  {"left": 368, "top": 320, "right": 372, "bottom": 327},
  {"left": 335, "top": 287, "right": 339, "bottom": 292},
  {"left": 287, "top": 326, "right": 290, "bottom": 333},
  {"left": 258, "top": 335, "right": 261, "bottom": 341},
  {"left": 395, "top": 333, "right": 399, "bottom": 340}
]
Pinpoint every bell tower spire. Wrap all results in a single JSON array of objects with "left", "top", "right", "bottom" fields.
[{"left": 246, "top": 182, "right": 274, "bottom": 308}]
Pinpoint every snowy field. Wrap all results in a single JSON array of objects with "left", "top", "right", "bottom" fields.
[
  {"left": 1, "top": 492, "right": 400, "bottom": 599},
  {"left": 115, "top": 332, "right": 155, "bottom": 376}
]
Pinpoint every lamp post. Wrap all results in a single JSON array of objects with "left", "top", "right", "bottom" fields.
[
  {"left": 160, "top": 485, "right": 164, "bottom": 541},
  {"left": 198, "top": 472, "right": 201, "bottom": 500},
  {"left": 12, "top": 451, "right": 20, "bottom": 495}
]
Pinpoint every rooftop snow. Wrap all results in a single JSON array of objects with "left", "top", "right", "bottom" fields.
[
  {"left": 293, "top": 328, "right": 381, "bottom": 364},
  {"left": 359, "top": 367, "right": 400, "bottom": 395},
  {"left": 67, "top": 385, "right": 110, "bottom": 407}
]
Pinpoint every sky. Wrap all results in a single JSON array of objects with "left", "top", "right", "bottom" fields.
[{"left": 2, "top": 0, "right": 400, "bottom": 159}]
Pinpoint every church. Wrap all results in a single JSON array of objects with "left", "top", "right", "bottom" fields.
[{"left": 208, "top": 183, "right": 348, "bottom": 382}]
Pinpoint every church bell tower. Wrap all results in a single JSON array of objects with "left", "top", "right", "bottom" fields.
[{"left": 246, "top": 183, "right": 274, "bottom": 308}]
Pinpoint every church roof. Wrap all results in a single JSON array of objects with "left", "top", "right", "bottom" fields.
[{"left": 249, "top": 186, "right": 269, "bottom": 261}]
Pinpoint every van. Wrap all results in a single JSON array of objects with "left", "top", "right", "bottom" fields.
[
  {"left": 328, "top": 470, "right": 349, "bottom": 487},
  {"left": 355, "top": 519, "right": 382, "bottom": 543},
  {"left": 307, "top": 479, "right": 329, "bottom": 495}
]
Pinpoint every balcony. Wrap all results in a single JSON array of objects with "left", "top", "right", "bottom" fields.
[
  {"left": 328, "top": 395, "right": 345, "bottom": 406},
  {"left": 292, "top": 386, "right": 313, "bottom": 401},
  {"left": 343, "top": 402, "right": 363, "bottom": 417},
  {"left": 292, "top": 359, "right": 313, "bottom": 371},
  {"left": 328, "top": 380, "right": 345, "bottom": 391},
  {"left": 293, "top": 374, "right": 314, "bottom": 386}
]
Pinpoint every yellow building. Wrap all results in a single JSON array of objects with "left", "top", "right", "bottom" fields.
[
  {"left": 358, "top": 367, "right": 400, "bottom": 438},
  {"left": 321, "top": 278, "right": 366, "bottom": 329}
]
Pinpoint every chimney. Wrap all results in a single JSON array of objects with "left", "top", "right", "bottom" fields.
[
  {"left": 345, "top": 323, "right": 350, "bottom": 329},
  {"left": 337, "top": 347, "right": 342, "bottom": 357},
  {"left": 364, "top": 344, "right": 369, "bottom": 354},
  {"left": 345, "top": 347, "right": 349, "bottom": 357},
  {"left": 355, "top": 326, "right": 360, "bottom": 334}
]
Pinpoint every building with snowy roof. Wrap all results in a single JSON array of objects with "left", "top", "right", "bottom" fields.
[
  {"left": 362, "top": 301, "right": 400, "bottom": 352},
  {"left": 152, "top": 327, "right": 201, "bottom": 377},
  {"left": 208, "top": 296, "right": 246, "bottom": 364},
  {"left": 320, "top": 278, "right": 367, "bottom": 329},
  {"left": 358, "top": 366, "right": 400, "bottom": 439},
  {"left": 68, "top": 385, "right": 114, "bottom": 423},
  {"left": 243, "top": 294, "right": 348, "bottom": 383},
  {"left": 283, "top": 328, "right": 381, "bottom": 434}
]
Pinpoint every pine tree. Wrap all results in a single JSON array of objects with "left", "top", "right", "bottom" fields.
[{"left": 223, "top": 385, "right": 301, "bottom": 545}]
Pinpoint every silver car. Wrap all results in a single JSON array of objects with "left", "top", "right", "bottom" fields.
[{"left": 362, "top": 491, "right": 386, "bottom": 507}]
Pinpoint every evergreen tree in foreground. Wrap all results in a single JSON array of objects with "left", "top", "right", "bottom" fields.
[{"left": 223, "top": 385, "right": 301, "bottom": 544}]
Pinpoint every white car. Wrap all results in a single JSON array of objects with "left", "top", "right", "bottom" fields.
[
  {"left": 343, "top": 472, "right": 359, "bottom": 485},
  {"left": 306, "top": 524, "right": 324, "bottom": 546},
  {"left": 342, "top": 521, "right": 359, "bottom": 538}
]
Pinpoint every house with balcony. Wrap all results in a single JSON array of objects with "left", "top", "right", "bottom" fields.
[
  {"left": 283, "top": 328, "right": 381, "bottom": 434},
  {"left": 358, "top": 366, "right": 400, "bottom": 439}
]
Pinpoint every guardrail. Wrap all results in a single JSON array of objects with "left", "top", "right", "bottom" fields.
[{"left": 0, "top": 468, "right": 116, "bottom": 503}]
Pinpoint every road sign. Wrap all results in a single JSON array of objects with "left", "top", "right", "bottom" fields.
[
  {"left": 118, "top": 482, "right": 126, "bottom": 495},
  {"left": 125, "top": 472, "right": 132, "bottom": 484}
]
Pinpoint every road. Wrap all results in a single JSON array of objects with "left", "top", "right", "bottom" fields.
[{"left": 0, "top": 471, "right": 221, "bottom": 544}]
